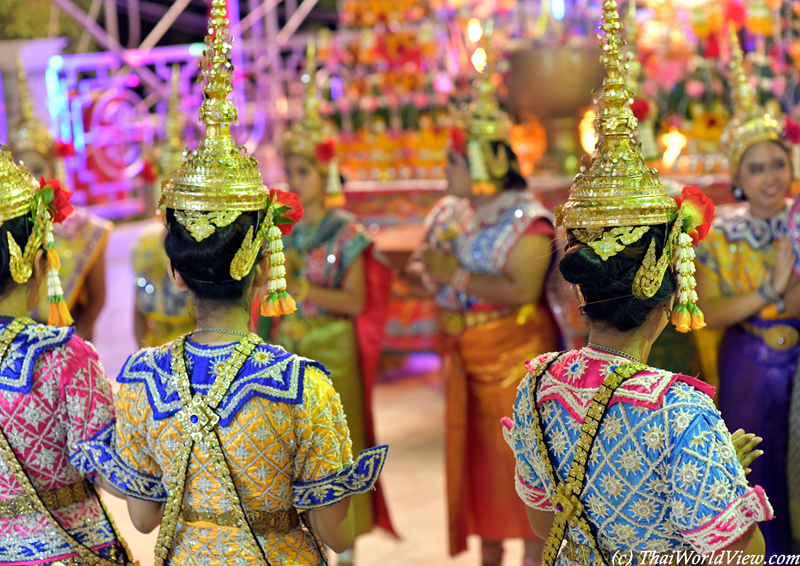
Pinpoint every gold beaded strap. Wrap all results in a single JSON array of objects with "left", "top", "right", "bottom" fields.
[
  {"left": 0, "top": 478, "right": 92, "bottom": 519},
  {"left": 527, "top": 355, "right": 648, "bottom": 566},
  {"left": 154, "top": 333, "right": 274, "bottom": 566},
  {"left": 0, "top": 317, "right": 136, "bottom": 565}
]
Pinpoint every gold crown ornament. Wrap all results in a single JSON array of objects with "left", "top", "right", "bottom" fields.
[
  {"left": 0, "top": 146, "right": 74, "bottom": 326},
  {"left": 721, "top": 27, "right": 786, "bottom": 177},
  {"left": 161, "top": 0, "right": 303, "bottom": 317},
  {"left": 458, "top": 20, "right": 513, "bottom": 196},
  {"left": 8, "top": 56, "right": 54, "bottom": 159},
  {"left": 282, "top": 38, "right": 344, "bottom": 208},
  {"left": 556, "top": 0, "right": 715, "bottom": 333}
]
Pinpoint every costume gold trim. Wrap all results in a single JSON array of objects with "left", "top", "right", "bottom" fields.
[{"left": 720, "top": 27, "right": 784, "bottom": 176}]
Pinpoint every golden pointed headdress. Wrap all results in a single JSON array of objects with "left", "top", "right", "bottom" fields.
[
  {"left": 161, "top": 0, "right": 300, "bottom": 316},
  {"left": 456, "top": 20, "right": 513, "bottom": 195},
  {"left": 558, "top": 0, "right": 676, "bottom": 230},
  {"left": 0, "top": 145, "right": 74, "bottom": 326},
  {"left": 162, "top": 0, "right": 266, "bottom": 241},
  {"left": 8, "top": 56, "right": 54, "bottom": 158},
  {"left": 557, "top": 0, "right": 714, "bottom": 334},
  {"left": 282, "top": 38, "right": 344, "bottom": 208},
  {"left": 721, "top": 27, "right": 784, "bottom": 176},
  {"left": 159, "top": 64, "right": 185, "bottom": 182}
]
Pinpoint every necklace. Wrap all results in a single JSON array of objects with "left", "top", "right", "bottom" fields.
[
  {"left": 191, "top": 327, "right": 249, "bottom": 338},
  {"left": 587, "top": 343, "right": 642, "bottom": 364}
]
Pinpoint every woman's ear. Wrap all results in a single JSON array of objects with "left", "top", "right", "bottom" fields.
[
  {"left": 253, "top": 255, "right": 269, "bottom": 290},
  {"left": 167, "top": 261, "right": 190, "bottom": 291},
  {"left": 27, "top": 249, "right": 46, "bottom": 311}
]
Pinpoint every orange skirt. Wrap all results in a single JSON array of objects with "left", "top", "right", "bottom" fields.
[{"left": 442, "top": 302, "right": 560, "bottom": 555}]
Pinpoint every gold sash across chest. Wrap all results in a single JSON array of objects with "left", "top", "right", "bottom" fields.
[{"left": 527, "top": 353, "right": 648, "bottom": 566}]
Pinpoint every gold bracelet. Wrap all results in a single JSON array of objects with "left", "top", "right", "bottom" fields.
[{"left": 295, "top": 277, "right": 311, "bottom": 302}]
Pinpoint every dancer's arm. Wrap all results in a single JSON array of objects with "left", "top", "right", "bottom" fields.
[
  {"left": 424, "top": 235, "right": 553, "bottom": 307},
  {"left": 524, "top": 506, "right": 554, "bottom": 539},
  {"left": 126, "top": 497, "right": 165, "bottom": 534},
  {"left": 286, "top": 255, "right": 366, "bottom": 317},
  {"left": 306, "top": 498, "right": 355, "bottom": 553},
  {"left": 697, "top": 237, "right": 795, "bottom": 327}
]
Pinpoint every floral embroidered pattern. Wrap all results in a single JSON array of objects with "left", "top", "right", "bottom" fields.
[
  {"left": 681, "top": 486, "right": 774, "bottom": 554},
  {"left": 0, "top": 331, "right": 126, "bottom": 562},
  {"left": 424, "top": 192, "right": 554, "bottom": 312},
  {"left": 74, "top": 423, "right": 167, "bottom": 502},
  {"left": 509, "top": 348, "right": 765, "bottom": 555},
  {"left": 293, "top": 445, "right": 388, "bottom": 509},
  {"left": 117, "top": 339, "right": 328, "bottom": 425}
]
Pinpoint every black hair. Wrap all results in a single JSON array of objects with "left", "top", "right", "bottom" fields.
[
  {"left": 0, "top": 215, "right": 33, "bottom": 294},
  {"left": 464, "top": 141, "right": 527, "bottom": 191},
  {"left": 559, "top": 224, "right": 677, "bottom": 332},
  {"left": 164, "top": 209, "right": 264, "bottom": 308}
]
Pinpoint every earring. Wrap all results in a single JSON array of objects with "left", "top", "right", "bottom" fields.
[{"left": 732, "top": 186, "right": 744, "bottom": 200}]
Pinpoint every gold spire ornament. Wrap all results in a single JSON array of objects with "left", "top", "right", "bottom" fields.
[
  {"left": 721, "top": 27, "right": 785, "bottom": 176},
  {"left": 556, "top": 0, "right": 715, "bottom": 334},
  {"left": 282, "top": 38, "right": 344, "bottom": 208},
  {"left": 458, "top": 20, "right": 513, "bottom": 195},
  {"left": 8, "top": 56, "right": 54, "bottom": 158},
  {"left": 158, "top": 64, "right": 186, "bottom": 190},
  {"left": 0, "top": 147, "right": 74, "bottom": 326},
  {"left": 160, "top": 0, "right": 302, "bottom": 316}
]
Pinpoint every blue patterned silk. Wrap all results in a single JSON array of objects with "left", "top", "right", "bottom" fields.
[{"left": 509, "top": 348, "right": 773, "bottom": 558}]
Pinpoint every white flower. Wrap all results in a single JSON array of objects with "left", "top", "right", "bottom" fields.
[
  {"left": 603, "top": 414, "right": 624, "bottom": 441},
  {"left": 631, "top": 500, "right": 656, "bottom": 521}
]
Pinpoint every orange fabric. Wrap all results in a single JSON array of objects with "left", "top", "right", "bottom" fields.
[{"left": 443, "top": 301, "right": 560, "bottom": 555}]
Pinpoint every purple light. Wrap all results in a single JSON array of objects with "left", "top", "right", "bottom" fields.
[
  {"left": 433, "top": 73, "right": 453, "bottom": 93},
  {"left": 330, "top": 75, "right": 343, "bottom": 100}
]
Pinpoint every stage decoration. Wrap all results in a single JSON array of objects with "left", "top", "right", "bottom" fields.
[
  {"left": 160, "top": 0, "right": 301, "bottom": 316},
  {"left": 557, "top": 0, "right": 713, "bottom": 334}
]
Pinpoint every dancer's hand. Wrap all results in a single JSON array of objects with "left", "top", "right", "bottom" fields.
[
  {"left": 731, "top": 429, "right": 763, "bottom": 475},
  {"left": 422, "top": 248, "right": 459, "bottom": 285},
  {"left": 772, "top": 237, "right": 796, "bottom": 295}
]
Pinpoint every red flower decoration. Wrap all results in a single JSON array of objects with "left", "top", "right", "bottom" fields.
[
  {"left": 39, "top": 176, "right": 74, "bottom": 224},
  {"left": 450, "top": 127, "right": 467, "bottom": 155},
  {"left": 141, "top": 160, "right": 157, "bottom": 184},
  {"left": 785, "top": 118, "right": 800, "bottom": 144},
  {"left": 675, "top": 186, "right": 715, "bottom": 246},
  {"left": 270, "top": 188, "right": 304, "bottom": 235},
  {"left": 315, "top": 140, "right": 336, "bottom": 164},
  {"left": 53, "top": 142, "right": 74, "bottom": 158},
  {"left": 631, "top": 99, "right": 651, "bottom": 122}
]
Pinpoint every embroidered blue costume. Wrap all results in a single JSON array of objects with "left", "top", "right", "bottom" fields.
[{"left": 507, "top": 348, "right": 774, "bottom": 560}]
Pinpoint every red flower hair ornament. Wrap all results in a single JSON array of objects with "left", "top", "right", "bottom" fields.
[
  {"left": 269, "top": 188, "right": 303, "bottom": 235},
  {"left": 675, "top": 185, "right": 714, "bottom": 246},
  {"left": 37, "top": 176, "right": 74, "bottom": 224}
]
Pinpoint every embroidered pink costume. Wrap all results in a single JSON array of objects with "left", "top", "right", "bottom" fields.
[
  {"left": 507, "top": 347, "right": 773, "bottom": 559},
  {"left": 0, "top": 323, "right": 127, "bottom": 564}
]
